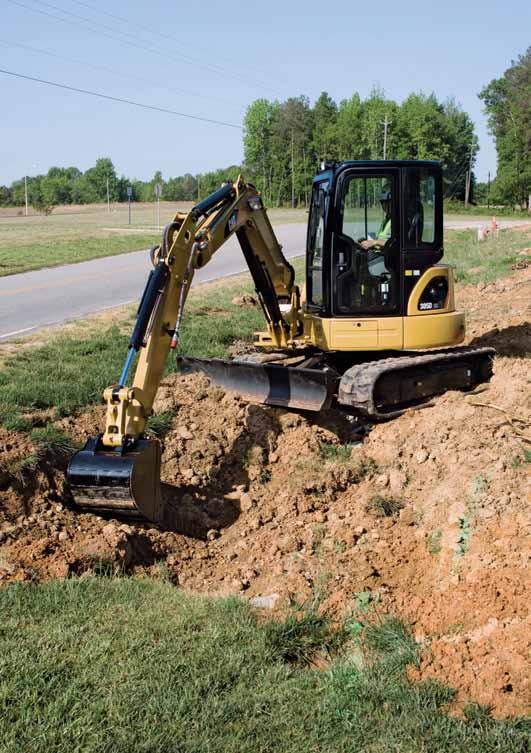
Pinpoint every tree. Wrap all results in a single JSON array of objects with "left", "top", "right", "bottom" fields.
[
  {"left": 310, "top": 91, "right": 339, "bottom": 165},
  {"left": 243, "top": 99, "right": 280, "bottom": 202},
  {"left": 83, "top": 158, "right": 119, "bottom": 202},
  {"left": 479, "top": 48, "right": 531, "bottom": 208}
]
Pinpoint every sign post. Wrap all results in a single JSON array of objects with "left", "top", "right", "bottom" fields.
[
  {"left": 127, "top": 185, "right": 133, "bottom": 225},
  {"left": 154, "top": 182, "right": 162, "bottom": 230}
]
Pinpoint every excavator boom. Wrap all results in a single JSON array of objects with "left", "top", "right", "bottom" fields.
[{"left": 68, "top": 178, "right": 301, "bottom": 522}]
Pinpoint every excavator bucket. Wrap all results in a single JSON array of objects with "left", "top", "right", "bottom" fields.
[
  {"left": 178, "top": 356, "right": 337, "bottom": 412},
  {"left": 67, "top": 436, "right": 163, "bottom": 523}
]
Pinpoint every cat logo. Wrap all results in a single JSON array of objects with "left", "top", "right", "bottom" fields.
[{"left": 225, "top": 210, "right": 238, "bottom": 237}]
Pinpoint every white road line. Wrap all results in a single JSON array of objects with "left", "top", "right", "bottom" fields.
[{"left": 0, "top": 325, "right": 36, "bottom": 339}]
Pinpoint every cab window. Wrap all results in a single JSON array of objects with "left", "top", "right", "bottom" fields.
[
  {"left": 404, "top": 168, "right": 436, "bottom": 246},
  {"left": 307, "top": 180, "right": 329, "bottom": 306},
  {"left": 341, "top": 176, "right": 393, "bottom": 246}
]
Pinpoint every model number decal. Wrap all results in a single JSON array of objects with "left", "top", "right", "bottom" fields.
[{"left": 419, "top": 302, "right": 433, "bottom": 310}]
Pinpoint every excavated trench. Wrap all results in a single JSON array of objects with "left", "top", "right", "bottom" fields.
[{"left": 0, "top": 266, "right": 530, "bottom": 718}]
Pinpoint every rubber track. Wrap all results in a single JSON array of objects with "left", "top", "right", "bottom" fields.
[{"left": 337, "top": 346, "right": 495, "bottom": 420}]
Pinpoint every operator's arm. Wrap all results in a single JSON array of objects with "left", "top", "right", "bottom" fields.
[
  {"left": 361, "top": 217, "right": 391, "bottom": 250},
  {"left": 101, "top": 177, "right": 301, "bottom": 448}
]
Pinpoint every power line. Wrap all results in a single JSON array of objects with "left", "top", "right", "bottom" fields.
[
  {"left": 0, "top": 38, "right": 243, "bottom": 111},
  {"left": 7, "top": 0, "right": 279, "bottom": 94},
  {"left": 68, "top": 0, "right": 277, "bottom": 84},
  {"left": 0, "top": 68, "right": 243, "bottom": 129}
]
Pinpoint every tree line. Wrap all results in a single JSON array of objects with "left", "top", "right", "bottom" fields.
[
  {"left": 243, "top": 89, "right": 478, "bottom": 206},
  {"left": 0, "top": 158, "right": 240, "bottom": 211}
]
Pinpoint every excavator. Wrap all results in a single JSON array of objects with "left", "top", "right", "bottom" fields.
[{"left": 67, "top": 160, "right": 494, "bottom": 524}]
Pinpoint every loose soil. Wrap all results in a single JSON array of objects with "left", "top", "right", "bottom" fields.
[{"left": 1, "top": 266, "right": 530, "bottom": 719}]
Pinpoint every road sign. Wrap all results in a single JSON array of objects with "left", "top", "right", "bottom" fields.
[
  {"left": 154, "top": 182, "right": 162, "bottom": 199},
  {"left": 126, "top": 185, "right": 133, "bottom": 198}
]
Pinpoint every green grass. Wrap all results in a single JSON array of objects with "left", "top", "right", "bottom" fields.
[
  {"left": 319, "top": 441, "right": 357, "bottom": 462},
  {"left": 0, "top": 578, "right": 528, "bottom": 753},
  {"left": 366, "top": 494, "right": 404, "bottom": 518},
  {"left": 0, "top": 234, "right": 161, "bottom": 276},
  {"left": 0, "top": 276, "right": 267, "bottom": 430},
  {"left": 444, "top": 228, "right": 529, "bottom": 285}
]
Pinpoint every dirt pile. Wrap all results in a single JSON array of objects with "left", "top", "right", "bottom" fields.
[{"left": 0, "top": 266, "right": 530, "bottom": 718}]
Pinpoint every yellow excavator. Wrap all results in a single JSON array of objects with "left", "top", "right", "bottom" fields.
[{"left": 67, "top": 160, "right": 494, "bottom": 524}]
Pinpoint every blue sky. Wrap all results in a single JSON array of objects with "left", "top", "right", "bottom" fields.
[{"left": 1, "top": 0, "right": 529, "bottom": 185}]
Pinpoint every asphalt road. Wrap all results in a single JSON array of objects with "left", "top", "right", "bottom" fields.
[
  {"left": 0, "top": 218, "right": 527, "bottom": 341},
  {"left": 0, "top": 223, "right": 306, "bottom": 341}
]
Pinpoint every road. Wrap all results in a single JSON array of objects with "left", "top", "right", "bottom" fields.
[{"left": 0, "top": 218, "right": 527, "bottom": 341}]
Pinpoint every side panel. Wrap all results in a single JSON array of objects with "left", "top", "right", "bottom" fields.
[
  {"left": 404, "top": 311, "right": 465, "bottom": 348},
  {"left": 302, "top": 315, "right": 403, "bottom": 350}
]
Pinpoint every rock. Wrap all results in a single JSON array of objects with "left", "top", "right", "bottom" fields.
[
  {"left": 415, "top": 449, "right": 429, "bottom": 464},
  {"left": 389, "top": 469, "right": 407, "bottom": 495},
  {"left": 182, "top": 468, "right": 195, "bottom": 480},
  {"left": 102, "top": 523, "right": 118, "bottom": 541},
  {"left": 177, "top": 426, "right": 193, "bottom": 440},
  {"left": 239, "top": 493, "right": 254, "bottom": 512},
  {"left": 57, "top": 531, "right": 69, "bottom": 542},
  {"left": 354, "top": 526, "right": 366, "bottom": 536},
  {"left": 314, "top": 511, "right": 327, "bottom": 524},
  {"left": 190, "top": 476, "right": 202, "bottom": 486},
  {"left": 375, "top": 473, "right": 389, "bottom": 489},
  {"left": 55, "top": 504, "right": 64, "bottom": 513},
  {"left": 207, "top": 529, "right": 220, "bottom": 541},
  {"left": 399, "top": 508, "right": 417, "bottom": 526},
  {"left": 249, "top": 593, "right": 280, "bottom": 609},
  {"left": 231, "top": 294, "right": 258, "bottom": 307}
]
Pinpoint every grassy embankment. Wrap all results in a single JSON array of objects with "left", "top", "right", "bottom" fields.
[
  {"left": 0, "top": 227, "right": 528, "bottom": 431},
  {"left": 1, "top": 577, "right": 528, "bottom": 753}
]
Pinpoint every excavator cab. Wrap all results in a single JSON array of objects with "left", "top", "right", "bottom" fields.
[
  {"left": 67, "top": 165, "right": 494, "bottom": 525},
  {"left": 307, "top": 161, "right": 443, "bottom": 321}
]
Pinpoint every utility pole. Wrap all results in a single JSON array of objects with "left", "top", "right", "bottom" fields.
[
  {"left": 106, "top": 177, "right": 110, "bottom": 214},
  {"left": 380, "top": 115, "right": 392, "bottom": 160},
  {"left": 24, "top": 174, "right": 28, "bottom": 216},
  {"left": 291, "top": 130, "right": 295, "bottom": 209},
  {"left": 464, "top": 141, "right": 474, "bottom": 207},
  {"left": 487, "top": 171, "right": 491, "bottom": 209}
]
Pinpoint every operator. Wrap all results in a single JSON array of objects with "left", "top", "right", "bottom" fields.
[{"left": 361, "top": 188, "right": 392, "bottom": 251}]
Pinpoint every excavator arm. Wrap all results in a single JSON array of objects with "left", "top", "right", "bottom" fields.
[{"left": 67, "top": 177, "right": 301, "bottom": 521}]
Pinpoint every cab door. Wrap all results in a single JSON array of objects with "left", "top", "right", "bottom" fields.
[{"left": 332, "top": 167, "right": 401, "bottom": 318}]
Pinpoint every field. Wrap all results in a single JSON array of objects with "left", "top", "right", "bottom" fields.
[
  {"left": 0, "top": 226, "right": 530, "bottom": 749},
  {"left": 0, "top": 201, "right": 307, "bottom": 276}
]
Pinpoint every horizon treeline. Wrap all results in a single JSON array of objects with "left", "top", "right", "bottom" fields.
[{"left": 0, "top": 88, "right": 495, "bottom": 210}]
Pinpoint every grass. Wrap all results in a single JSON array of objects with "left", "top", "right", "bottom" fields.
[
  {"left": 366, "top": 494, "right": 404, "bottom": 518},
  {"left": 319, "top": 440, "right": 357, "bottom": 462},
  {"left": 0, "top": 234, "right": 160, "bottom": 276},
  {"left": 0, "top": 578, "right": 528, "bottom": 753},
  {"left": 444, "top": 227, "right": 530, "bottom": 285},
  {"left": 427, "top": 529, "right": 443, "bottom": 555},
  {"left": 0, "top": 276, "right": 266, "bottom": 430}
]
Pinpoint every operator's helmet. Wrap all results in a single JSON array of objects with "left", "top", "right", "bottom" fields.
[{"left": 379, "top": 185, "right": 392, "bottom": 203}]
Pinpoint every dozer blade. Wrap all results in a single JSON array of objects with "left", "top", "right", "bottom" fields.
[
  {"left": 67, "top": 436, "right": 163, "bottom": 523},
  {"left": 178, "top": 356, "right": 337, "bottom": 412}
]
